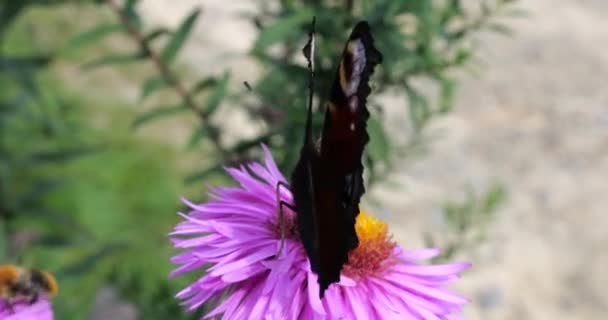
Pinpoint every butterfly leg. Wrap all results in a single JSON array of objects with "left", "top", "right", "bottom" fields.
[{"left": 275, "top": 181, "right": 296, "bottom": 258}]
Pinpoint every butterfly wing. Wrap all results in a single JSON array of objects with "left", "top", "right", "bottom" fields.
[
  {"left": 316, "top": 21, "right": 382, "bottom": 296},
  {"left": 292, "top": 21, "right": 382, "bottom": 299},
  {"left": 291, "top": 20, "right": 322, "bottom": 282}
]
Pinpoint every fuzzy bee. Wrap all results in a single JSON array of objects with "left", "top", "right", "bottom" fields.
[{"left": 0, "top": 264, "right": 58, "bottom": 309}]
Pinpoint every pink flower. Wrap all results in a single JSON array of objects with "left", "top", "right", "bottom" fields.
[
  {"left": 0, "top": 298, "right": 54, "bottom": 320},
  {"left": 170, "top": 145, "right": 471, "bottom": 319},
  {"left": 286, "top": 211, "right": 471, "bottom": 319}
]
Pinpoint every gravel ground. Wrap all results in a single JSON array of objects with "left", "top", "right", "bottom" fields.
[{"left": 138, "top": 1, "right": 608, "bottom": 319}]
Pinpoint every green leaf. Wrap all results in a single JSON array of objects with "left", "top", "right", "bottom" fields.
[
  {"left": 0, "top": 56, "right": 51, "bottom": 99},
  {"left": 140, "top": 75, "right": 168, "bottom": 101},
  {"left": 123, "top": 0, "right": 142, "bottom": 31},
  {"left": 438, "top": 77, "right": 455, "bottom": 113},
  {"left": 454, "top": 47, "right": 471, "bottom": 65},
  {"left": 58, "top": 243, "right": 126, "bottom": 277},
  {"left": 82, "top": 52, "right": 145, "bottom": 69},
  {"left": 405, "top": 84, "right": 431, "bottom": 131},
  {"left": 143, "top": 28, "right": 171, "bottom": 44},
  {"left": 186, "top": 126, "right": 215, "bottom": 149},
  {"left": 367, "top": 115, "right": 391, "bottom": 165},
  {"left": 161, "top": 8, "right": 201, "bottom": 64},
  {"left": 16, "top": 178, "right": 64, "bottom": 208},
  {"left": 64, "top": 24, "right": 123, "bottom": 51},
  {"left": 202, "top": 72, "right": 230, "bottom": 117},
  {"left": 191, "top": 77, "right": 218, "bottom": 94},
  {"left": 22, "top": 208, "right": 91, "bottom": 241},
  {"left": 28, "top": 146, "right": 100, "bottom": 164},
  {"left": 132, "top": 105, "right": 188, "bottom": 129},
  {"left": 481, "top": 184, "right": 506, "bottom": 214},
  {"left": 124, "top": 0, "right": 139, "bottom": 8},
  {"left": 0, "top": 55, "right": 52, "bottom": 69},
  {"left": 0, "top": 2, "right": 26, "bottom": 32},
  {"left": 252, "top": 10, "right": 312, "bottom": 53}
]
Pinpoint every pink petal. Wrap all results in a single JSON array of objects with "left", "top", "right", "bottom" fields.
[
  {"left": 261, "top": 144, "right": 286, "bottom": 183},
  {"left": 306, "top": 273, "right": 327, "bottom": 315},
  {"left": 393, "top": 263, "right": 471, "bottom": 276},
  {"left": 398, "top": 248, "right": 441, "bottom": 261},
  {"left": 209, "top": 246, "right": 275, "bottom": 276}
]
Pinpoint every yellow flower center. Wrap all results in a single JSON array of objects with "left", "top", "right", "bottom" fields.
[
  {"left": 343, "top": 210, "right": 396, "bottom": 279},
  {"left": 271, "top": 207, "right": 396, "bottom": 278}
]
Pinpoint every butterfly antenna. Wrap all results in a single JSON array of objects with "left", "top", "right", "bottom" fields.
[{"left": 302, "top": 16, "right": 316, "bottom": 144}]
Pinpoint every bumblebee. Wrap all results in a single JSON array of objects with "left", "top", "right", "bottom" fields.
[{"left": 0, "top": 264, "right": 58, "bottom": 307}]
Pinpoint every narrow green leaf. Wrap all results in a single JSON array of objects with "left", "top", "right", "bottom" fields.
[
  {"left": 124, "top": 0, "right": 139, "bottom": 11},
  {"left": 405, "top": 84, "right": 431, "bottom": 131},
  {"left": 57, "top": 243, "right": 126, "bottom": 277},
  {"left": 16, "top": 178, "right": 64, "bottom": 208},
  {"left": 132, "top": 105, "right": 188, "bottom": 129},
  {"left": 82, "top": 52, "right": 144, "bottom": 69},
  {"left": 162, "top": 8, "right": 201, "bottom": 64},
  {"left": 140, "top": 76, "right": 168, "bottom": 101},
  {"left": 187, "top": 126, "right": 213, "bottom": 149},
  {"left": 0, "top": 55, "right": 52, "bottom": 69},
  {"left": 28, "top": 146, "right": 100, "bottom": 164},
  {"left": 202, "top": 72, "right": 230, "bottom": 117},
  {"left": 192, "top": 77, "right": 218, "bottom": 94},
  {"left": 454, "top": 47, "right": 472, "bottom": 65},
  {"left": 22, "top": 208, "right": 92, "bottom": 240},
  {"left": 65, "top": 23, "right": 123, "bottom": 51},
  {"left": 482, "top": 184, "right": 506, "bottom": 214},
  {"left": 143, "top": 28, "right": 171, "bottom": 44},
  {"left": 438, "top": 77, "right": 455, "bottom": 113},
  {"left": 367, "top": 115, "right": 391, "bottom": 164},
  {"left": 123, "top": 0, "right": 142, "bottom": 31},
  {"left": 0, "top": 56, "right": 50, "bottom": 99},
  {"left": 253, "top": 10, "right": 312, "bottom": 53},
  {"left": 0, "top": 2, "right": 26, "bottom": 31}
]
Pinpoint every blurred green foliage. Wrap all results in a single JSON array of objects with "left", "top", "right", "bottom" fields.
[
  {"left": 426, "top": 183, "right": 507, "bottom": 263},
  {"left": 0, "top": 0, "right": 516, "bottom": 318}
]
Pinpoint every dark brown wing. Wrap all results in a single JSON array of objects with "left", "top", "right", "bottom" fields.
[
  {"left": 291, "top": 20, "right": 382, "bottom": 299},
  {"left": 316, "top": 20, "right": 382, "bottom": 296},
  {"left": 291, "top": 18, "right": 322, "bottom": 284}
]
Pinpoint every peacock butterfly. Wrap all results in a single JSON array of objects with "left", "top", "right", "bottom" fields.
[{"left": 276, "top": 18, "right": 382, "bottom": 299}]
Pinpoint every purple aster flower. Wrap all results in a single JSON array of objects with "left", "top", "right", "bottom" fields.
[
  {"left": 290, "top": 210, "right": 471, "bottom": 319},
  {"left": 0, "top": 298, "right": 54, "bottom": 320},
  {"left": 170, "top": 145, "right": 471, "bottom": 319}
]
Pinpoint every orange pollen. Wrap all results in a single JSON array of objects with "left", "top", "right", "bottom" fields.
[{"left": 343, "top": 211, "right": 396, "bottom": 279}]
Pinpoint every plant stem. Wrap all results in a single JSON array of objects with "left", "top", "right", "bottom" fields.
[
  {"left": 346, "top": 0, "right": 354, "bottom": 13},
  {"left": 105, "top": 0, "right": 229, "bottom": 159}
]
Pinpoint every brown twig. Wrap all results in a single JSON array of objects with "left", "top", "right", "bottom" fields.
[
  {"left": 345, "top": 0, "right": 354, "bottom": 13},
  {"left": 105, "top": 0, "right": 229, "bottom": 159}
]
